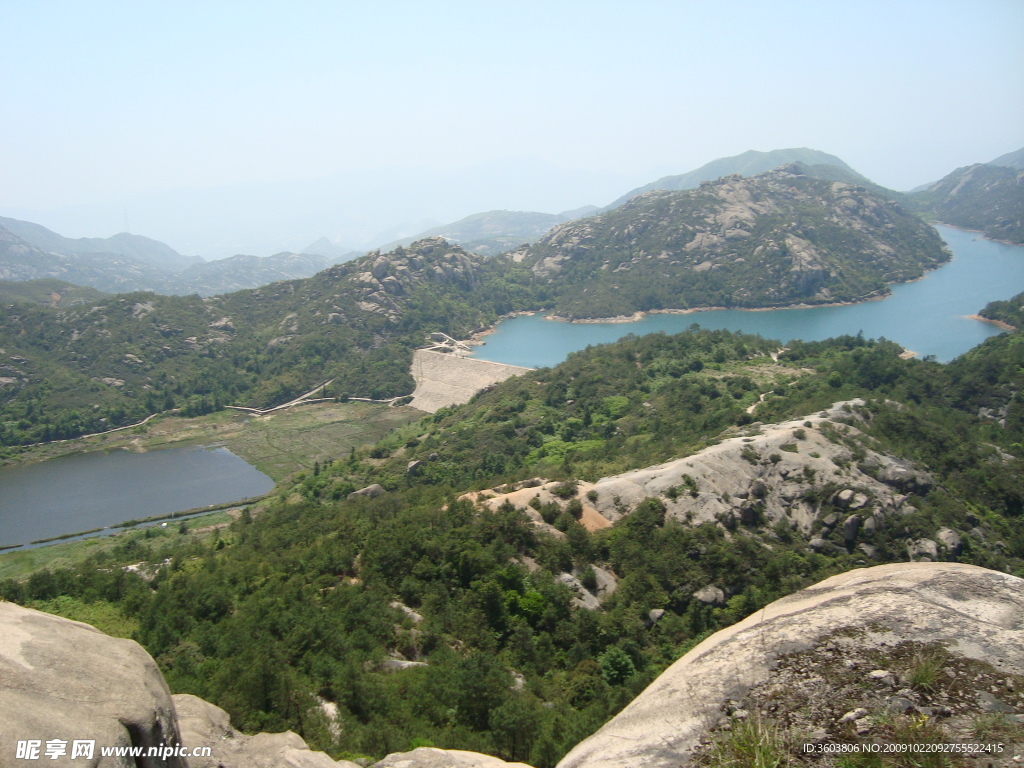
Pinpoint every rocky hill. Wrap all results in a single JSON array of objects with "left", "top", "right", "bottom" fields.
[
  {"left": 511, "top": 165, "right": 949, "bottom": 319},
  {"left": 989, "top": 147, "right": 1024, "bottom": 170},
  {"left": 911, "top": 162, "right": 1024, "bottom": 244},
  {"left": 473, "top": 400, "right": 942, "bottom": 564}
]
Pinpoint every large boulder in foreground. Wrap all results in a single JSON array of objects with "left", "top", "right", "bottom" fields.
[
  {"left": 0, "top": 600, "right": 523, "bottom": 768},
  {"left": 174, "top": 694, "right": 360, "bottom": 768},
  {"left": 557, "top": 563, "right": 1024, "bottom": 768},
  {"left": 0, "top": 600, "right": 186, "bottom": 767},
  {"left": 0, "top": 602, "right": 356, "bottom": 768}
]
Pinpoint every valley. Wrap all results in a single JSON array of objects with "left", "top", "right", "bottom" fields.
[{"left": 2, "top": 146, "right": 1024, "bottom": 767}]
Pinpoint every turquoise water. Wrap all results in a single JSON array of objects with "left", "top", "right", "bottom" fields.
[
  {"left": 470, "top": 226, "right": 1024, "bottom": 368},
  {"left": 0, "top": 444, "right": 274, "bottom": 548}
]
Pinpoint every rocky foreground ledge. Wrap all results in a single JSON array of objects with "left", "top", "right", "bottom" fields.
[
  {"left": 559, "top": 562, "right": 1024, "bottom": 768},
  {"left": 1, "top": 563, "right": 1022, "bottom": 767}
]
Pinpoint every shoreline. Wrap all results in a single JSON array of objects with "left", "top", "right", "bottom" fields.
[
  {"left": 543, "top": 292, "right": 891, "bottom": 325},
  {"left": 965, "top": 314, "right": 1016, "bottom": 332},
  {"left": 467, "top": 310, "right": 538, "bottom": 344},
  {"left": 935, "top": 221, "right": 1021, "bottom": 247}
]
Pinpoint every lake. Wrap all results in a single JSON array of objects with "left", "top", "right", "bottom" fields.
[
  {"left": 470, "top": 226, "right": 1024, "bottom": 369},
  {"left": 0, "top": 444, "right": 274, "bottom": 549}
]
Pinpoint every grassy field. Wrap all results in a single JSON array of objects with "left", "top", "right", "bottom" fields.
[{"left": 221, "top": 402, "right": 424, "bottom": 480}]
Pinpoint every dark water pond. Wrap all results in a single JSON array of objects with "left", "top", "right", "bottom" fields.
[{"left": 0, "top": 444, "right": 273, "bottom": 549}]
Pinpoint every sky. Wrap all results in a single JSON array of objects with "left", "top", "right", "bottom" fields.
[{"left": 1, "top": 0, "right": 1022, "bottom": 255}]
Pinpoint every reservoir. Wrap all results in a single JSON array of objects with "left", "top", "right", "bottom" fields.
[
  {"left": 471, "top": 226, "right": 1024, "bottom": 368},
  {"left": 0, "top": 444, "right": 274, "bottom": 549}
]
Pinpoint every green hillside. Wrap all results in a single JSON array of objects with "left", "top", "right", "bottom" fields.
[
  {"left": 516, "top": 166, "right": 948, "bottom": 319},
  {"left": 911, "top": 163, "right": 1024, "bottom": 244},
  {"left": 0, "top": 164, "right": 958, "bottom": 446},
  {"left": 980, "top": 289, "right": 1024, "bottom": 329},
  {"left": 0, "top": 238, "right": 522, "bottom": 447},
  {"left": 0, "top": 278, "right": 104, "bottom": 307}
]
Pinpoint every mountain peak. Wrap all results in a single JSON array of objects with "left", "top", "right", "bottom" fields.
[{"left": 604, "top": 148, "right": 862, "bottom": 210}]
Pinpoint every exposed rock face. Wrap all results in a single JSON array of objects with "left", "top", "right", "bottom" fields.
[
  {"left": 371, "top": 747, "right": 531, "bottom": 768},
  {"left": 579, "top": 401, "right": 930, "bottom": 535},
  {"left": 346, "top": 238, "right": 484, "bottom": 321},
  {"left": 0, "top": 601, "right": 187, "bottom": 767},
  {"left": 349, "top": 483, "right": 386, "bottom": 500},
  {"left": 937, "top": 527, "right": 963, "bottom": 556},
  {"left": 556, "top": 563, "right": 1024, "bottom": 768},
  {"left": 467, "top": 401, "right": 959, "bottom": 563},
  {"left": 1, "top": 602, "right": 368, "bottom": 767},
  {"left": 692, "top": 585, "right": 726, "bottom": 606},
  {"left": 175, "top": 694, "right": 358, "bottom": 768}
]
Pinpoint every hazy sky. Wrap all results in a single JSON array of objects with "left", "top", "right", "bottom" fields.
[{"left": 1, "top": 0, "right": 1022, "bottom": 247}]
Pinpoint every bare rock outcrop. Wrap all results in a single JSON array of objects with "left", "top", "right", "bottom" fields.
[
  {"left": 349, "top": 483, "right": 386, "bottom": 500},
  {"left": 581, "top": 400, "right": 931, "bottom": 535},
  {"left": 0, "top": 602, "right": 357, "bottom": 768},
  {"left": 175, "top": 694, "right": 358, "bottom": 768},
  {"left": 556, "top": 563, "right": 1024, "bottom": 768},
  {"left": 472, "top": 401, "right": 932, "bottom": 549},
  {"left": 0, "top": 601, "right": 186, "bottom": 767}
]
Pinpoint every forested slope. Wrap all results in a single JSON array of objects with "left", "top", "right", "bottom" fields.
[
  {"left": 911, "top": 162, "right": 1024, "bottom": 244},
  {"left": 0, "top": 238, "right": 533, "bottom": 447},
  {"left": 3, "top": 321, "right": 1022, "bottom": 765}
]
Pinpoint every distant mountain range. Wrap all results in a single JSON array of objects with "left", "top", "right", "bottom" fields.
[
  {"left": 3, "top": 158, "right": 637, "bottom": 260},
  {"left": 365, "top": 149, "right": 904, "bottom": 261},
  {"left": 0, "top": 216, "right": 202, "bottom": 272},
  {"left": 300, "top": 237, "right": 363, "bottom": 264},
  {"left": 4, "top": 145, "right": 1020, "bottom": 299},
  {"left": 0, "top": 218, "right": 339, "bottom": 296},
  {"left": 371, "top": 205, "right": 601, "bottom": 258}
]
